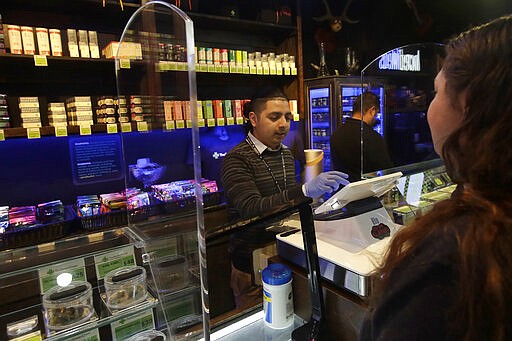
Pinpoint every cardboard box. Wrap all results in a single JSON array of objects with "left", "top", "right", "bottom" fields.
[{"left": 102, "top": 41, "right": 142, "bottom": 60}]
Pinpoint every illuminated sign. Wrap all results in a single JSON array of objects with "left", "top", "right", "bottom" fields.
[{"left": 378, "top": 49, "right": 421, "bottom": 72}]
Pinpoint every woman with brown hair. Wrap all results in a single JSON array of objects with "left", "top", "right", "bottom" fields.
[{"left": 360, "top": 15, "right": 512, "bottom": 340}]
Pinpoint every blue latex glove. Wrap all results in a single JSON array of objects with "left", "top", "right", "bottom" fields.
[{"left": 304, "top": 171, "right": 349, "bottom": 198}]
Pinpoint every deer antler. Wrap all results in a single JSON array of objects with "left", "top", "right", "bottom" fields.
[
  {"left": 313, "top": 0, "right": 334, "bottom": 22},
  {"left": 313, "top": 0, "right": 359, "bottom": 25},
  {"left": 341, "top": 0, "right": 359, "bottom": 24}
]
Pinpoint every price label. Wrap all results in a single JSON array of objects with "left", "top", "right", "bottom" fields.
[
  {"left": 55, "top": 126, "right": 68, "bottom": 137},
  {"left": 216, "top": 118, "right": 225, "bottom": 126},
  {"left": 79, "top": 125, "right": 92, "bottom": 135},
  {"left": 206, "top": 118, "right": 216, "bottom": 127},
  {"left": 137, "top": 121, "right": 148, "bottom": 132},
  {"left": 236, "top": 117, "right": 244, "bottom": 125},
  {"left": 121, "top": 122, "right": 132, "bottom": 133},
  {"left": 39, "top": 258, "right": 87, "bottom": 294},
  {"left": 33, "top": 55, "right": 48, "bottom": 67},
  {"left": 175, "top": 120, "right": 185, "bottom": 129},
  {"left": 10, "top": 330, "right": 42, "bottom": 341},
  {"left": 152, "top": 238, "right": 178, "bottom": 258},
  {"left": 111, "top": 309, "right": 154, "bottom": 341},
  {"left": 0, "top": 129, "right": 4, "bottom": 141},
  {"left": 184, "top": 231, "right": 198, "bottom": 254},
  {"left": 197, "top": 119, "right": 205, "bottom": 128},
  {"left": 226, "top": 117, "right": 235, "bottom": 125},
  {"left": 94, "top": 245, "right": 136, "bottom": 280},
  {"left": 107, "top": 123, "right": 118, "bottom": 134},
  {"left": 27, "top": 128, "right": 41, "bottom": 139},
  {"left": 165, "top": 120, "right": 175, "bottom": 131},
  {"left": 186, "top": 120, "right": 193, "bottom": 129},
  {"left": 66, "top": 329, "right": 100, "bottom": 341},
  {"left": 120, "top": 59, "right": 131, "bottom": 69}
]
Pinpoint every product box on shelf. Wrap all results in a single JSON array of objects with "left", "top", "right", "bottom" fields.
[
  {"left": 35, "top": 27, "right": 51, "bottom": 56},
  {"left": 6, "top": 24, "right": 22, "bottom": 54},
  {"left": 102, "top": 41, "right": 142, "bottom": 60},
  {"left": 48, "top": 28, "right": 63, "bottom": 56}
]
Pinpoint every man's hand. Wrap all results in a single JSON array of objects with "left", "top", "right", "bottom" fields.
[{"left": 304, "top": 171, "right": 349, "bottom": 198}]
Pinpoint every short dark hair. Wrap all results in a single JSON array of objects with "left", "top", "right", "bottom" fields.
[
  {"left": 243, "top": 86, "right": 289, "bottom": 133},
  {"left": 352, "top": 91, "right": 379, "bottom": 114}
]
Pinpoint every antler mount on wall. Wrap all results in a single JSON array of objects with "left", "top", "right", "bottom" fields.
[{"left": 313, "top": 0, "right": 359, "bottom": 32}]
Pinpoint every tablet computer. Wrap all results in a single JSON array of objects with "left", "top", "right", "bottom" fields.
[{"left": 314, "top": 172, "right": 403, "bottom": 215}]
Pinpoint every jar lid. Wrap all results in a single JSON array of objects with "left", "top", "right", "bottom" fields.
[
  {"left": 42, "top": 281, "right": 92, "bottom": 304},
  {"left": 104, "top": 265, "right": 146, "bottom": 286},
  {"left": 262, "top": 263, "right": 291, "bottom": 285}
]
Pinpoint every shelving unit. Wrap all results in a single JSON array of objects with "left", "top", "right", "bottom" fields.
[{"left": 0, "top": 0, "right": 304, "bottom": 338}]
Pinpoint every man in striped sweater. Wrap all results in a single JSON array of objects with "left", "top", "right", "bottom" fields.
[{"left": 221, "top": 86, "right": 348, "bottom": 308}]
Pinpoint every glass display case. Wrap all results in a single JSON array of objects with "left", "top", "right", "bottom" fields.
[{"left": 0, "top": 3, "right": 207, "bottom": 340}]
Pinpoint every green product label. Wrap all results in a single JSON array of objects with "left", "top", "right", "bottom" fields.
[
  {"left": 27, "top": 128, "right": 41, "bottom": 139},
  {"left": 206, "top": 118, "right": 216, "bottom": 127},
  {"left": 113, "top": 313, "right": 154, "bottom": 340},
  {"left": 185, "top": 233, "right": 198, "bottom": 253},
  {"left": 165, "top": 297, "right": 195, "bottom": 321},
  {"left": 10, "top": 330, "right": 42, "bottom": 341},
  {"left": 55, "top": 126, "right": 68, "bottom": 137},
  {"left": 41, "top": 267, "right": 86, "bottom": 293},
  {"left": 176, "top": 120, "right": 185, "bottom": 129},
  {"left": 97, "top": 255, "right": 135, "bottom": 279},
  {"left": 0, "top": 129, "right": 5, "bottom": 141},
  {"left": 221, "top": 65, "right": 229, "bottom": 73},
  {"left": 214, "top": 65, "right": 222, "bottom": 72},
  {"left": 34, "top": 55, "right": 48, "bottom": 67}
]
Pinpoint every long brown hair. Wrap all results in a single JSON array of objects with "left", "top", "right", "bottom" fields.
[{"left": 373, "top": 15, "right": 512, "bottom": 340}]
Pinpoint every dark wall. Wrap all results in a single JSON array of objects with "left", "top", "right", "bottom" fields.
[{"left": 301, "top": 0, "right": 512, "bottom": 78}]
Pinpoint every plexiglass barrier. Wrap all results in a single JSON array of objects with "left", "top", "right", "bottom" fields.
[
  {"left": 359, "top": 43, "right": 446, "bottom": 180},
  {"left": 116, "top": 2, "right": 208, "bottom": 340}
]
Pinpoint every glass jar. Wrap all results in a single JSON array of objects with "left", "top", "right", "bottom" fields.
[
  {"left": 42, "top": 281, "right": 94, "bottom": 331},
  {"left": 104, "top": 266, "right": 148, "bottom": 310},
  {"left": 155, "top": 255, "right": 189, "bottom": 293}
]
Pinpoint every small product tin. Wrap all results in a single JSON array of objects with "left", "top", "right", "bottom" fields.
[
  {"left": 104, "top": 265, "right": 148, "bottom": 310},
  {"left": 42, "top": 281, "right": 95, "bottom": 331}
]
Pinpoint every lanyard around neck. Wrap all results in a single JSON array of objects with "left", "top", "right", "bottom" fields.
[{"left": 246, "top": 137, "right": 287, "bottom": 192}]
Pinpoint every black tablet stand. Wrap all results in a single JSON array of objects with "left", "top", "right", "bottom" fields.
[{"left": 292, "top": 202, "right": 327, "bottom": 340}]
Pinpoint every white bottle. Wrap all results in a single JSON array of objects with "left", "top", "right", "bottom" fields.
[{"left": 262, "top": 263, "right": 294, "bottom": 329}]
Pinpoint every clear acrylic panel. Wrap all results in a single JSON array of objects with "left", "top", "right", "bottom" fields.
[
  {"left": 360, "top": 43, "right": 445, "bottom": 178},
  {"left": 116, "top": 2, "right": 208, "bottom": 340}
]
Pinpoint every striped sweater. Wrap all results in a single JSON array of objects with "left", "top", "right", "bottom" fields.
[
  {"left": 221, "top": 139, "right": 307, "bottom": 221},
  {"left": 221, "top": 138, "right": 308, "bottom": 273}
]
